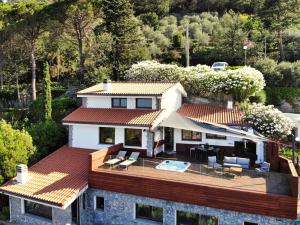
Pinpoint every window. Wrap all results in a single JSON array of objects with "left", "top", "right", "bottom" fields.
[
  {"left": 244, "top": 222, "right": 258, "bottom": 225},
  {"left": 206, "top": 133, "right": 227, "bottom": 140},
  {"left": 182, "top": 130, "right": 202, "bottom": 141},
  {"left": 125, "top": 129, "right": 142, "bottom": 147},
  {"left": 112, "top": 98, "right": 127, "bottom": 108},
  {"left": 95, "top": 196, "right": 104, "bottom": 210},
  {"left": 176, "top": 210, "right": 218, "bottom": 225},
  {"left": 24, "top": 200, "right": 52, "bottom": 220},
  {"left": 136, "top": 204, "right": 163, "bottom": 223},
  {"left": 136, "top": 98, "right": 152, "bottom": 109},
  {"left": 99, "top": 127, "right": 115, "bottom": 144}
]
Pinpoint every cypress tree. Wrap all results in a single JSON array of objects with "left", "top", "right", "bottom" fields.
[{"left": 43, "top": 61, "right": 52, "bottom": 121}]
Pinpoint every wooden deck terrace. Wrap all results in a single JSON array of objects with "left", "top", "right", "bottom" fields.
[{"left": 88, "top": 144, "right": 299, "bottom": 220}]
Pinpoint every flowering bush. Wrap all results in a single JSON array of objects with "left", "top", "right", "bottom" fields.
[
  {"left": 243, "top": 103, "right": 294, "bottom": 139},
  {"left": 125, "top": 61, "right": 265, "bottom": 101}
]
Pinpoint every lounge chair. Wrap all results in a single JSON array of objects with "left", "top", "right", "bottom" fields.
[
  {"left": 255, "top": 162, "right": 270, "bottom": 173},
  {"left": 118, "top": 152, "right": 140, "bottom": 170},
  {"left": 208, "top": 156, "right": 222, "bottom": 169},
  {"left": 104, "top": 151, "right": 127, "bottom": 167}
]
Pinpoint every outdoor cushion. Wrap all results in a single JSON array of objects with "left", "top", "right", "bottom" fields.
[
  {"left": 224, "top": 157, "right": 237, "bottom": 164},
  {"left": 237, "top": 157, "right": 250, "bottom": 165},
  {"left": 223, "top": 163, "right": 242, "bottom": 168}
]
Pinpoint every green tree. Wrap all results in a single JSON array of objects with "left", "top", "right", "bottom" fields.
[
  {"left": 0, "top": 120, "right": 36, "bottom": 183},
  {"left": 102, "top": 0, "right": 149, "bottom": 80},
  {"left": 221, "top": 11, "right": 246, "bottom": 65},
  {"left": 131, "top": 0, "right": 170, "bottom": 17},
  {"left": 259, "top": 0, "right": 300, "bottom": 61},
  {"left": 64, "top": 0, "right": 101, "bottom": 79},
  {"left": 43, "top": 62, "right": 52, "bottom": 121},
  {"left": 7, "top": 0, "right": 49, "bottom": 101}
]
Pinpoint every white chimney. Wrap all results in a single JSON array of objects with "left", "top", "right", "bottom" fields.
[
  {"left": 103, "top": 79, "right": 112, "bottom": 92},
  {"left": 16, "top": 164, "right": 28, "bottom": 184},
  {"left": 227, "top": 99, "right": 233, "bottom": 109}
]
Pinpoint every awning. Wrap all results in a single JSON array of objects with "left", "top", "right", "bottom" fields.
[{"left": 159, "top": 112, "right": 267, "bottom": 142}]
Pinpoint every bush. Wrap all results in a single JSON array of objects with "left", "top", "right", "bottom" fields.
[
  {"left": 29, "top": 96, "right": 77, "bottom": 123},
  {"left": 0, "top": 120, "right": 36, "bottom": 183},
  {"left": 280, "top": 147, "right": 299, "bottom": 160},
  {"left": 265, "top": 87, "right": 300, "bottom": 106},
  {"left": 125, "top": 61, "right": 265, "bottom": 102},
  {"left": 249, "top": 90, "right": 266, "bottom": 104},
  {"left": 28, "top": 120, "right": 67, "bottom": 163},
  {"left": 254, "top": 58, "right": 279, "bottom": 86},
  {"left": 243, "top": 103, "right": 294, "bottom": 139}
]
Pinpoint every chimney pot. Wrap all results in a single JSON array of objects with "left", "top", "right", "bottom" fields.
[{"left": 16, "top": 164, "right": 28, "bottom": 184}]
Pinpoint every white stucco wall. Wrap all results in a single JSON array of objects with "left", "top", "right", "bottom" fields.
[
  {"left": 78, "top": 83, "right": 185, "bottom": 111},
  {"left": 82, "top": 96, "right": 158, "bottom": 110},
  {"left": 86, "top": 96, "right": 111, "bottom": 108},
  {"left": 69, "top": 124, "right": 149, "bottom": 150}
]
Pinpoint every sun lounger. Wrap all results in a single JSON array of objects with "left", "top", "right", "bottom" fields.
[
  {"left": 104, "top": 151, "right": 127, "bottom": 167},
  {"left": 118, "top": 152, "right": 140, "bottom": 169}
]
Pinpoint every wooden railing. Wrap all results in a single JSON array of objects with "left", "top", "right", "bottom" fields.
[
  {"left": 278, "top": 156, "right": 299, "bottom": 197},
  {"left": 89, "top": 143, "right": 123, "bottom": 171}
]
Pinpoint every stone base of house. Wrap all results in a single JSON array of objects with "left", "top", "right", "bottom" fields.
[
  {"left": 81, "top": 188, "right": 295, "bottom": 225},
  {"left": 7, "top": 189, "right": 296, "bottom": 225},
  {"left": 9, "top": 197, "right": 72, "bottom": 225}
]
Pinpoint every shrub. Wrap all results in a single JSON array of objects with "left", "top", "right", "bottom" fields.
[
  {"left": 249, "top": 90, "right": 266, "bottom": 104},
  {"left": 0, "top": 120, "right": 36, "bottom": 183},
  {"left": 28, "top": 120, "right": 67, "bottom": 163},
  {"left": 29, "top": 96, "right": 77, "bottom": 123},
  {"left": 280, "top": 147, "right": 299, "bottom": 160},
  {"left": 125, "top": 61, "right": 265, "bottom": 101},
  {"left": 243, "top": 103, "right": 294, "bottom": 139},
  {"left": 254, "top": 58, "right": 280, "bottom": 86},
  {"left": 265, "top": 87, "right": 300, "bottom": 106}
]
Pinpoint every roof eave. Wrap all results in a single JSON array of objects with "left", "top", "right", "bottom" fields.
[
  {"left": 62, "top": 121, "right": 152, "bottom": 127},
  {"left": 77, "top": 93, "right": 163, "bottom": 97}
]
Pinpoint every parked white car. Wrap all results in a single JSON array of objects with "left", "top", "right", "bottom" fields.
[{"left": 211, "top": 62, "right": 228, "bottom": 71}]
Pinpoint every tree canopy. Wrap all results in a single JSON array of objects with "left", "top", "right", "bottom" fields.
[{"left": 0, "top": 120, "right": 35, "bottom": 183}]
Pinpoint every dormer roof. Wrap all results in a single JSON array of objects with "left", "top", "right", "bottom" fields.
[{"left": 77, "top": 82, "right": 185, "bottom": 96}]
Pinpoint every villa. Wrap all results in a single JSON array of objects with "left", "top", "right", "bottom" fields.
[{"left": 0, "top": 81, "right": 299, "bottom": 225}]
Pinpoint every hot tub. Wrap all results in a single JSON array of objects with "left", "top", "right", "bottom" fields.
[{"left": 155, "top": 160, "right": 191, "bottom": 172}]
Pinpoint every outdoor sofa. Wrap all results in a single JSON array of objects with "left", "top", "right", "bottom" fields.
[{"left": 223, "top": 156, "right": 250, "bottom": 169}]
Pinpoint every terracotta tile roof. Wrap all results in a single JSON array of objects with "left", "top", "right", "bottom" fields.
[
  {"left": 0, "top": 146, "right": 95, "bottom": 208},
  {"left": 178, "top": 104, "right": 245, "bottom": 125},
  {"left": 77, "top": 82, "right": 178, "bottom": 96},
  {"left": 62, "top": 107, "right": 163, "bottom": 127}
]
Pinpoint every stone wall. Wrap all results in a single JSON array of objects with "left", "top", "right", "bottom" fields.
[
  {"left": 80, "top": 188, "right": 295, "bottom": 225},
  {"left": 9, "top": 196, "right": 72, "bottom": 225}
]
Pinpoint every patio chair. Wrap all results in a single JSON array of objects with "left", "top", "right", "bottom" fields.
[
  {"left": 118, "top": 152, "right": 140, "bottom": 170},
  {"left": 104, "top": 151, "right": 127, "bottom": 167},
  {"left": 255, "top": 162, "right": 270, "bottom": 174},
  {"left": 208, "top": 156, "right": 222, "bottom": 169}
]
